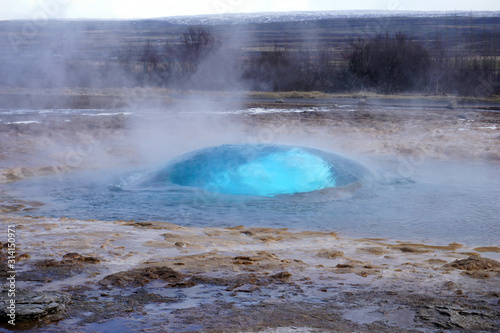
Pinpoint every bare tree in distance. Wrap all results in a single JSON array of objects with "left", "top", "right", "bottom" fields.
[
  {"left": 348, "top": 32, "right": 431, "bottom": 93},
  {"left": 181, "top": 27, "right": 219, "bottom": 64}
]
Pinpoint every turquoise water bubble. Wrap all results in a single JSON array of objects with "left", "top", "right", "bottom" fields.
[{"left": 138, "top": 144, "right": 371, "bottom": 197}]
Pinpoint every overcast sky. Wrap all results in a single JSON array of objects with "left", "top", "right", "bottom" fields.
[{"left": 1, "top": 0, "right": 499, "bottom": 20}]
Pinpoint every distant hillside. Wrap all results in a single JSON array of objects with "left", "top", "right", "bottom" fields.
[{"left": 154, "top": 10, "right": 500, "bottom": 26}]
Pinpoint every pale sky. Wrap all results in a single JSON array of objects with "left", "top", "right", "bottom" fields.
[{"left": 1, "top": 0, "right": 499, "bottom": 20}]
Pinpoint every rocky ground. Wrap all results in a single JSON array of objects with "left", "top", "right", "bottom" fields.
[
  {"left": 0, "top": 215, "right": 499, "bottom": 332},
  {"left": 0, "top": 97, "right": 499, "bottom": 331}
]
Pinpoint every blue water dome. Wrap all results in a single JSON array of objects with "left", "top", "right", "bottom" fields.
[{"left": 139, "top": 144, "right": 372, "bottom": 197}]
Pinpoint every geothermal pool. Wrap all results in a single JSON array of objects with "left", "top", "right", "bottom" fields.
[
  {"left": 4, "top": 143, "right": 500, "bottom": 246},
  {"left": 1, "top": 106, "right": 499, "bottom": 247},
  {"left": 137, "top": 144, "right": 372, "bottom": 196}
]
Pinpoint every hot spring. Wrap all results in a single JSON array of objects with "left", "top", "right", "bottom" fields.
[
  {"left": 136, "top": 144, "right": 372, "bottom": 197},
  {"left": 5, "top": 140, "right": 500, "bottom": 246},
  {"left": 1, "top": 105, "right": 499, "bottom": 247}
]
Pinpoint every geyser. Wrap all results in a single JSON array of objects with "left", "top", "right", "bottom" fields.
[{"left": 139, "top": 144, "right": 372, "bottom": 197}]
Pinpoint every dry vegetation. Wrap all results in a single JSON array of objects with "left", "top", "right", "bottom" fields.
[{"left": 0, "top": 14, "right": 499, "bottom": 100}]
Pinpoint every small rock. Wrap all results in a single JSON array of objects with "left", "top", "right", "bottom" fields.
[
  {"left": 62, "top": 253, "right": 82, "bottom": 261},
  {"left": 444, "top": 256, "right": 500, "bottom": 271},
  {"left": 37, "top": 253, "right": 101, "bottom": 267},
  {"left": 0, "top": 289, "right": 70, "bottom": 322},
  {"left": 18, "top": 253, "right": 31, "bottom": 260},
  {"left": 99, "top": 266, "right": 185, "bottom": 288},
  {"left": 135, "top": 222, "right": 153, "bottom": 227},
  {"left": 82, "top": 257, "right": 101, "bottom": 264},
  {"left": 233, "top": 284, "right": 260, "bottom": 293},
  {"left": 271, "top": 271, "right": 292, "bottom": 280},
  {"left": 427, "top": 259, "right": 448, "bottom": 265},
  {"left": 463, "top": 271, "right": 491, "bottom": 279},
  {"left": 167, "top": 281, "right": 197, "bottom": 288},
  {"left": 234, "top": 256, "right": 259, "bottom": 262},
  {"left": 399, "top": 246, "right": 434, "bottom": 253},
  {"left": 233, "top": 260, "right": 254, "bottom": 265},
  {"left": 317, "top": 250, "right": 344, "bottom": 259},
  {"left": 0, "top": 262, "right": 9, "bottom": 275},
  {"left": 258, "top": 236, "right": 279, "bottom": 242},
  {"left": 442, "top": 281, "right": 457, "bottom": 289},
  {"left": 358, "top": 247, "right": 388, "bottom": 255}
]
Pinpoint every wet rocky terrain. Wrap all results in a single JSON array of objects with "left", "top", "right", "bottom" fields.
[
  {"left": 0, "top": 215, "right": 499, "bottom": 332},
  {"left": 1, "top": 97, "right": 500, "bottom": 331}
]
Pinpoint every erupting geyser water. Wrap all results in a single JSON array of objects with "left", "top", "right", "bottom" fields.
[{"left": 138, "top": 144, "right": 372, "bottom": 196}]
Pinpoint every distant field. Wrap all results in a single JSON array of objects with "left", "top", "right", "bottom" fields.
[
  {"left": 0, "top": 14, "right": 499, "bottom": 97},
  {"left": 1, "top": 15, "right": 499, "bottom": 58}
]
